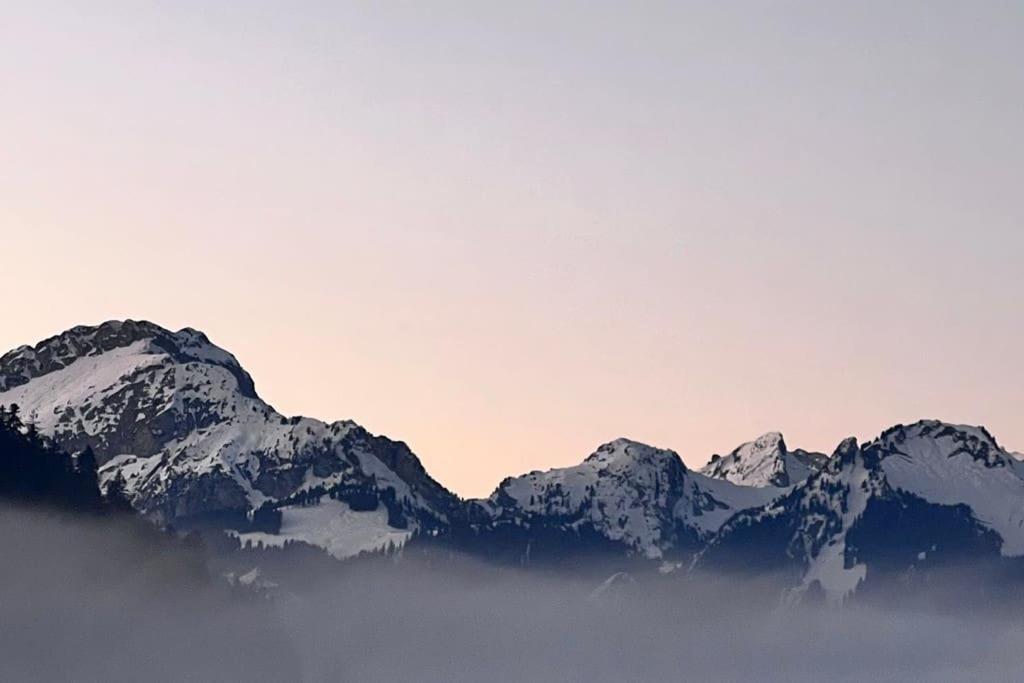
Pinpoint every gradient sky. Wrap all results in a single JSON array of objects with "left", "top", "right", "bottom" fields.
[{"left": 3, "top": 1, "right": 1023, "bottom": 496}]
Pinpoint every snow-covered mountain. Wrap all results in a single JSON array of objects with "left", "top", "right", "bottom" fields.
[
  {"left": 700, "top": 432, "right": 826, "bottom": 487},
  {"left": 476, "top": 438, "right": 783, "bottom": 559},
  {"left": 4, "top": 321, "right": 1024, "bottom": 598},
  {"left": 700, "top": 420, "right": 1024, "bottom": 603},
  {"left": 0, "top": 321, "right": 458, "bottom": 558}
]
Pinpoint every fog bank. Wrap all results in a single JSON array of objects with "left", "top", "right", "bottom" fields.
[{"left": 2, "top": 505, "right": 1023, "bottom": 682}]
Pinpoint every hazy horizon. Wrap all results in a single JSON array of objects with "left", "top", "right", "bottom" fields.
[{"left": 4, "top": 1, "right": 1023, "bottom": 497}]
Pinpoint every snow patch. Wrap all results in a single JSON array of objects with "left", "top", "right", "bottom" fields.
[{"left": 233, "top": 499, "right": 411, "bottom": 561}]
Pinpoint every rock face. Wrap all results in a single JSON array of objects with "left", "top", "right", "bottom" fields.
[
  {"left": 0, "top": 321, "right": 459, "bottom": 538},
  {"left": 700, "top": 432, "right": 826, "bottom": 488}
]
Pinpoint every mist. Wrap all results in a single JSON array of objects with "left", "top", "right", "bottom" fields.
[{"left": 2, "top": 505, "right": 1023, "bottom": 682}]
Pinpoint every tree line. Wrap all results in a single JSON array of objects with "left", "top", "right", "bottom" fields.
[{"left": 0, "top": 403, "right": 124, "bottom": 513}]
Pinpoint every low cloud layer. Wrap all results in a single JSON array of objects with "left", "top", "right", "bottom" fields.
[{"left": 2, "top": 505, "right": 1023, "bottom": 682}]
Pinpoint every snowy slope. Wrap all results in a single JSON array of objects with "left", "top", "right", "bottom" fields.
[
  {"left": 481, "top": 438, "right": 783, "bottom": 559},
  {"left": 233, "top": 499, "right": 412, "bottom": 560},
  {"left": 678, "top": 470, "right": 784, "bottom": 537},
  {"left": 788, "top": 438, "right": 878, "bottom": 603},
  {"left": 700, "top": 432, "right": 826, "bottom": 487},
  {"left": 876, "top": 421, "right": 1024, "bottom": 555},
  {"left": 0, "top": 321, "right": 458, "bottom": 555}
]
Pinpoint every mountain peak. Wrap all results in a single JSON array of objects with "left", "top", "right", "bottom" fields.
[
  {"left": 872, "top": 419, "right": 1010, "bottom": 472},
  {"left": 0, "top": 321, "right": 457, "bottom": 550},
  {"left": 484, "top": 438, "right": 691, "bottom": 559},
  {"left": 700, "top": 431, "right": 825, "bottom": 487},
  {"left": 878, "top": 419, "right": 1000, "bottom": 448},
  {"left": 0, "top": 319, "right": 256, "bottom": 398},
  {"left": 584, "top": 438, "right": 684, "bottom": 471}
]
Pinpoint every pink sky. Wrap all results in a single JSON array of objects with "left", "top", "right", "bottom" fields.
[{"left": 3, "top": 2, "right": 1023, "bottom": 496}]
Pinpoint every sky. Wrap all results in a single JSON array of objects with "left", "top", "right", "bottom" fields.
[{"left": 2, "top": 1, "right": 1022, "bottom": 497}]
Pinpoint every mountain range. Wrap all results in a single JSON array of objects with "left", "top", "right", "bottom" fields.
[{"left": 2, "top": 320, "right": 1021, "bottom": 602}]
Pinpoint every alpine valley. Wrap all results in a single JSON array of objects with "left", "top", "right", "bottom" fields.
[{"left": 3, "top": 320, "right": 1023, "bottom": 606}]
